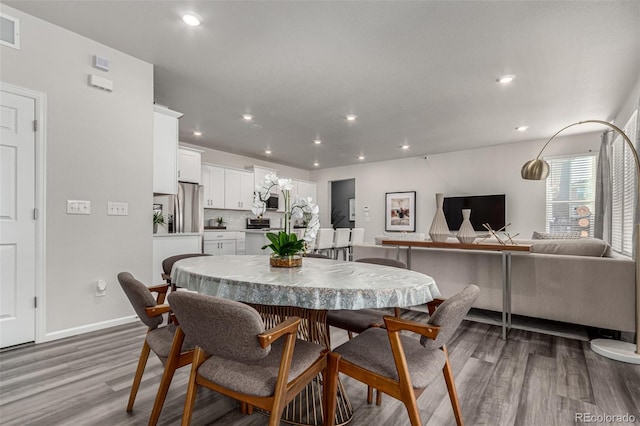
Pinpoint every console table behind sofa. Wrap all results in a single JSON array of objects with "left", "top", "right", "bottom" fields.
[{"left": 354, "top": 242, "right": 635, "bottom": 333}]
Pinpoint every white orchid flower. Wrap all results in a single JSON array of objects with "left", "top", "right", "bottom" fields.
[{"left": 278, "top": 178, "right": 294, "bottom": 192}]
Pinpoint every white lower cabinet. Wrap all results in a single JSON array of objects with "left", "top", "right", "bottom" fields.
[
  {"left": 203, "top": 231, "right": 246, "bottom": 255},
  {"left": 152, "top": 234, "right": 202, "bottom": 284}
]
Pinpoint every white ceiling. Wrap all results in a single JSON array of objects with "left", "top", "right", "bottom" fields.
[{"left": 7, "top": 1, "right": 640, "bottom": 170}]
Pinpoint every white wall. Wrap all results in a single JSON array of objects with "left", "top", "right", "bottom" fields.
[
  {"left": 1, "top": 6, "right": 154, "bottom": 338},
  {"left": 310, "top": 133, "right": 601, "bottom": 241}
]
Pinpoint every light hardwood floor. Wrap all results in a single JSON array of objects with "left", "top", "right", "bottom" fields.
[{"left": 1, "top": 313, "right": 639, "bottom": 426}]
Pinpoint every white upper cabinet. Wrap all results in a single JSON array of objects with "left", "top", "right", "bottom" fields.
[
  {"left": 202, "top": 163, "right": 225, "bottom": 208},
  {"left": 224, "top": 169, "right": 254, "bottom": 210},
  {"left": 297, "top": 180, "right": 317, "bottom": 202},
  {"left": 153, "top": 105, "right": 182, "bottom": 194},
  {"left": 178, "top": 147, "right": 203, "bottom": 184},
  {"left": 250, "top": 166, "right": 278, "bottom": 194}
]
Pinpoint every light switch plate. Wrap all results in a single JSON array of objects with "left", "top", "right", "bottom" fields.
[
  {"left": 67, "top": 200, "right": 91, "bottom": 215},
  {"left": 107, "top": 202, "right": 128, "bottom": 216}
]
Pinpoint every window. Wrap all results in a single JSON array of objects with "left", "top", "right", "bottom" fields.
[
  {"left": 611, "top": 110, "right": 638, "bottom": 256},
  {"left": 545, "top": 153, "right": 597, "bottom": 237}
]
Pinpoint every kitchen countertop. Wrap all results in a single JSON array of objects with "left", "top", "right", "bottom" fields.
[{"left": 153, "top": 232, "right": 202, "bottom": 237}]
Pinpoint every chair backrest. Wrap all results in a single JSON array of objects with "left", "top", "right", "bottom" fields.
[
  {"left": 334, "top": 228, "right": 351, "bottom": 248},
  {"left": 162, "top": 253, "right": 210, "bottom": 277},
  {"left": 420, "top": 285, "right": 479, "bottom": 349},
  {"left": 118, "top": 272, "right": 163, "bottom": 330},
  {"left": 355, "top": 257, "right": 407, "bottom": 269},
  {"left": 168, "top": 291, "right": 269, "bottom": 362},
  {"left": 350, "top": 228, "right": 365, "bottom": 245},
  {"left": 315, "top": 228, "right": 335, "bottom": 250}
]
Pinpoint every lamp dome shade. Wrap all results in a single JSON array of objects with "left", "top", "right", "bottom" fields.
[{"left": 521, "top": 159, "right": 550, "bottom": 180}]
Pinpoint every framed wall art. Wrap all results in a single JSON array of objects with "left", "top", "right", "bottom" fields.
[
  {"left": 385, "top": 191, "right": 416, "bottom": 232},
  {"left": 349, "top": 198, "right": 355, "bottom": 221}
]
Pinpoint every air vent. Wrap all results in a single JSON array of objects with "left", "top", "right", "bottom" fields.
[{"left": 0, "top": 13, "right": 20, "bottom": 49}]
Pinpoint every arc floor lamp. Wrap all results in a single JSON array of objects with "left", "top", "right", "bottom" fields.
[{"left": 522, "top": 119, "right": 639, "bottom": 364}]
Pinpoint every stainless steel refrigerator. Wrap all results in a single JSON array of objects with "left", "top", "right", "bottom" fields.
[{"left": 171, "top": 182, "right": 203, "bottom": 233}]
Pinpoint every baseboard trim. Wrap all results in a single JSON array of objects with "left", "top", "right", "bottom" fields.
[{"left": 41, "top": 315, "right": 138, "bottom": 343}]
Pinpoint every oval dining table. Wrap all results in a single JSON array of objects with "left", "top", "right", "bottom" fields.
[{"left": 171, "top": 254, "right": 441, "bottom": 426}]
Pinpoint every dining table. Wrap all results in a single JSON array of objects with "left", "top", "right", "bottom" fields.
[{"left": 171, "top": 254, "right": 441, "bottom": 426}]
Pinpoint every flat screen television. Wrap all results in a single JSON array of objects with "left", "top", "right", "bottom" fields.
[{"left": 443, "top": 194, "right": 506, "bottom": 231}]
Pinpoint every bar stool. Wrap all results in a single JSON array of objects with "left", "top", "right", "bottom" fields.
[
  {"left": 314, "top": 228, "right": 335, "bottom": 257},
  {"left": 348, "top": 228, "right": 365, "bottom": 261},
  {"left": 332, "top": 228, "right": 351, "bottom": 260}
]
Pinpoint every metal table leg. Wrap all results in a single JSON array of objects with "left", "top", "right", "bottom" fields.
[
  {"left": 251, "top": 304, "right": 353, "bottom": 425},
  {"left": 501, "top": 251, "right": 512, "bottom": 340}
]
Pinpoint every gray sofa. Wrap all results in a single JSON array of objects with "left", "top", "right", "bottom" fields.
[{"left": 354, "top": 238, "right": 635, "bottom": 333}]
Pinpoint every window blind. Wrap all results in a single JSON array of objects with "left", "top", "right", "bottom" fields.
[
  {"left": 611, "top": 110, "right": 638, "bottom": 256},
  {"left": 545, "top": 154, "right": 597, "bottom": 237}
]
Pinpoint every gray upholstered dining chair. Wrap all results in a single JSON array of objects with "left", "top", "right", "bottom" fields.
[
  {"left": 168, "top": 291, "right": 330, "bottom": 426},
  {"left": 325, "top": 285, "right": 480, "bottom": 426},
  {"left": 327, "top": 258, "right": 409, "bottom": 340},
  {"left": 161, "top": 253, "right": 210, "bottom": 290},
  {"left": 117, "top": 272, "right": 194, "bottom": 426}
]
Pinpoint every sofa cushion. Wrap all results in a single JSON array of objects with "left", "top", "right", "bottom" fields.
[
  {"left": 530, "top": 238, "right": 610, "bottom": 257},
  {"left": 531, "top": 231, "right": 581, "bottom": 240}
]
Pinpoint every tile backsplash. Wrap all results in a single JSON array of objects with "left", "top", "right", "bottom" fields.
[{"left": 204, "top": 209, "right": 291, "bottom": 230}]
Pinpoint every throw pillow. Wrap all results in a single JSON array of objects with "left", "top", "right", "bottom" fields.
[
  {"left": 530, "top": 238, "right": 610, "bottom": 257},
  {"left": 531, "top": 231, "right": 581, "bottom": 240}
]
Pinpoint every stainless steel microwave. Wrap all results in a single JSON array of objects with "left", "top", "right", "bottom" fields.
[{"left": 266, "top": 194, "right": 279, "bottom": 210}]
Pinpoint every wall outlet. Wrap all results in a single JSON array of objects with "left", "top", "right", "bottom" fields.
[
  {"left": 107, "top": 202, "right": 128, "bottom": 216},
  {"left": 96, "top": 280, "right": 107, "bottom": 297},
  {"left": 67, "top": 200, "right": 91, "bottom": 215}
]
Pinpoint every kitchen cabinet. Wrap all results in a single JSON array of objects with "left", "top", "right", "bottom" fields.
[
  {"left": 201, "top": 163, "right": 225, "bottom": 208},
  {"left": 250, "top": 165, "right": 278, "bottom": 194},
  {"left": 152, "top": 233, "right": 202, "bottom": 284},
  {"left": 224, "top": 169, "right": 254, "bottom": 210},
  {"left": 277, "top": 179, "right": 317, "bottom": 212},
  {"left": 178, "top": 147, "right": 202, "bottom": 184},
  {"left": 203, "top": 231, "right": 245, "bottom": 255},
  {"left": 153, "top": 105, "right": 182, "bottom": 194}
]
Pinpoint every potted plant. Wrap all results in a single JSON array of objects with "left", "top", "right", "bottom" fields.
[
  {"left": 153, "top": 211, "right": 165, "bottom": 234},
  {"left": 211, "top": 216, "right": 226, "bottom": 229},
  {"left": 253, "top": 172, "right": 320, "bottom": 267},
  {"left": 262, "top": 232, "right": 305, "bottom": 267}
]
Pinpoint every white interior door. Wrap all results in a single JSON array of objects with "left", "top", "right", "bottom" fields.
[{"left": 0, "top": 90, "right": 36, "bottom": 348}]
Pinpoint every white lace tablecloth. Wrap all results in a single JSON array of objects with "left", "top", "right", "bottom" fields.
[{"left": 171, "top": 255, "right": 441, "bottom": 310}]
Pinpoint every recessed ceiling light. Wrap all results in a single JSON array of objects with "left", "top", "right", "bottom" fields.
[
  {"left": 242, "top": 114, "right": 253, "bottom": 121},
  {"left": 313, "top": 139, "right": 322, "bottom": 145},
  {"left": 265, "top": 150, "right": 272, "bottom": 155},
  {"left": 496, "top": 75, "right": 516, "bottom": 84},
  {"left": 313, "top": 162, "right": 319, "bottom": 167},
  {"left": 516, "top": 126, "right": 529, "bottom": 131},
  {"left": 401, "top": 144, "right": 410, "bottom": 150},
  {"left": 182, "top": 13, "right": 201, "bottom": 26},
  {"left": 358, "top": 155, "right": 365, "bottom": 160},
  {"left": 346, "top": 114, "right": 357, "bottom": 121},
  {"left": 193, "top": 131, "right": 202, "bottom": 136}
]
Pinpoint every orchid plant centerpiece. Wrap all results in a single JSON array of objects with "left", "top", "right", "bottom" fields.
[{"left": 252, "top": 173, "right": 320, "bottom": 266}]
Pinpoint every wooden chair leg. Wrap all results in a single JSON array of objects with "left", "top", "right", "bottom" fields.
[
  {"left": 127, "top": 340, "right": 151, "bottom": 412},
  {"left": 240, "top": 402, "right": 247, "bottom": 415},
  {"left": 246, "top": 404, "right": 254, "bottom": 415},
  {"left": 347, "top": 331, "right": 354, "bottom": 340},
  {"left": 149, "top": 329, "right": 185, "bottom": 426},
  {"left": 402, "top": 395, "right": 423, "bottom": 426},
  {"left": 324, "top": 352, "right": 340, "bottom": 426},
  {"left": 376, "top": 389, "right": 382, "bottom": 406},
  {"left": 181, "top": 348, "right": 204, "bottom": 426},
  {"left": 442, "top": 347, "right": 464, "bottom": 426},
  {"left": 367, "top": 386, "right": 373, "bottom": 404}
]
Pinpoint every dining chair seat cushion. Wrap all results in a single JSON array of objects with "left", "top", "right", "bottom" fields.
[
  {"left": 197, "top": 338, "right": 324, "bottom": 397},
  {"left": 146, "top": 324, "right": 195, "bottom": 360},
  {"left": 334, "top": 327, "right": 446, "bottom": 388},
  {"left": 327, "top": 309, "right": 385, "bottom": 334}
]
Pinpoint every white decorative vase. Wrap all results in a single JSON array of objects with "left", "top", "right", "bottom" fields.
[
  {"left": 429, "top": 193, "right": 450, "bottom": 242},
  {"left": 456, "top": 209, "right": 476, "bottom": 244}
]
